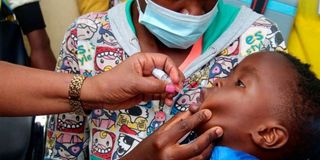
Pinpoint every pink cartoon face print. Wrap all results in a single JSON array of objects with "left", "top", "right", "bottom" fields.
[
  {"left": 154, "top": 111, "right": 166, "bottom": 121},
  {"left": 94, "top": 46, "right": 124, "bottom": 72},
  {"left": 91, "top": 129, "right": 115, "bottom": 160}
]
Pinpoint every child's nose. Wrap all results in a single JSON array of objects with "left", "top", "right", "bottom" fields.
[{"left": 213, "top": 78, "right": 223, "bottom": 88}]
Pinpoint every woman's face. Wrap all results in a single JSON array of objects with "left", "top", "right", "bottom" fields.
[{"left": 138, "top": 0, "right": 217, "bottom": 15}]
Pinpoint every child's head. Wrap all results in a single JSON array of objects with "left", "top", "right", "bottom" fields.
[{"left": 197, "top": 51, "right": 320, "bottom": 159}]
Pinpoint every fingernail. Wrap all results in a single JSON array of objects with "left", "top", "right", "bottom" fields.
[
  {"left": 175, "top": 86, "right": 182, "bottom": 93},
  {"left": 166, "top": 84, "right": 176, "bottom": 93},
  {"left": 215, "top": 127, "right": 223, "bottom": 137},
  {"left": 203, "top": 109, "right": 212, "bottom": 119},
  {"left": 189, "top": 103, "right": 199, "bottom": 111}
]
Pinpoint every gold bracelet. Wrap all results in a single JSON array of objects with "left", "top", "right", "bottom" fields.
[{"left": 68, "top": 74, "right": 86, "bottom": 115}]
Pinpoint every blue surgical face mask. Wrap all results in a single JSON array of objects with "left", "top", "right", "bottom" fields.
[{"left": 136, "top": 0, "right": 218, "bottom": 49}]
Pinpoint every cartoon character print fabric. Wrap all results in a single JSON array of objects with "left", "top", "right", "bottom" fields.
[
  {"left": 45, "top": 11, "right": 286, "bottom": 160},
  {"left": 112, "top": 133, "right": 141, "bottom": 159},
  {"left": 91, "top": 129, "right": 116, "bottom": 159},
  {"left": 117, "top": 106, "right": 149, "bottom": 135},
  {"left": 94, "top": 46, "right": 124, "bottom": 72},
  {"left": 91, "top": 109, "right": 117, "bottom": 130},
  {"left": 147, "top": 111, "right": 166, "bottom": 136},
  {"left": 55, "top": 133, "right": 85, "bottom": 159}
]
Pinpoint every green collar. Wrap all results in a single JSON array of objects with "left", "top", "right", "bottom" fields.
[
  {"left": 203, "top": 0, "right": 240, "bottom": 52},
  {"left": 125, "top": 0, "right": 240, "bottom": 52},
  {"left": 125, "top": 0, "right": 136, "bottom": 34}
]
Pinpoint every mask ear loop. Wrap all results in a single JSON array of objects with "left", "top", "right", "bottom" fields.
[
  {"left": 135, "top": 0, "right": 147, "bottom": 14},
  {"left": 135, "top": 0, "right": 142, "bottom": 13}
]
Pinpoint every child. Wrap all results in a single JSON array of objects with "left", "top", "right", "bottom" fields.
[{"left": 196, "top": 51, "right": 320, "bottom": 160}]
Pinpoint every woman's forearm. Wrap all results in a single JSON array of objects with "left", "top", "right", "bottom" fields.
[
  {"left": 0, "top": 61, "right": 72, "bottom": 116},
  {"left": 0, "top": 53, "right": 184, "bottom": 116}
]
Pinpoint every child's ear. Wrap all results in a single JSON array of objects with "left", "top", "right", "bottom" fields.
[{"left": 251, "top": 124, "right": 289, "bottom": 149}]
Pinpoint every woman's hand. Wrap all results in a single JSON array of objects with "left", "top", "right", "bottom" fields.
[
  {"left": 122, "top": 109, "right": 223, "bottom": 160},
  {"left": 81, "top": 52, "right": 184, "bottom": 110}
]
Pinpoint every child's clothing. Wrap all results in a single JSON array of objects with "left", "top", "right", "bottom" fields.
[
  {"left": 210, "top": 146, "right": 258, "bottom": 160},
  {"left": 45, "top": 0, "right": 286, "bottom": 159}
]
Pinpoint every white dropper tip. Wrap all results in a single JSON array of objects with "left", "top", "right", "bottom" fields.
[{"left": 152, "top": 68, "right": 172, "bottom": 83}]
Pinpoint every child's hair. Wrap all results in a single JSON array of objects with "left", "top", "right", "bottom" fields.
[{"left": 274, "top": 51, "right": 320, "bottom": 159}]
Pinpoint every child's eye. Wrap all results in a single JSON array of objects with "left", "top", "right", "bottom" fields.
[{"left": 235, "top": 79, "right": 245, "bottom": 88}]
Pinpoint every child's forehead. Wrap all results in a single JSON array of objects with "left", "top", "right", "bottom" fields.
[
  {"left": 236, "top": 53, "right": 297, "bottom": 93},
  {"left": 241, "top": 52, "right": 297, "bottom": 97},
  {"left": 239, "top": 53, "right": 294, "bottom": 74}
]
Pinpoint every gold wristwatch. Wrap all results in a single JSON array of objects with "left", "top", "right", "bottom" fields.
[{"left": 68, "top": 74, "right": 87, "bottom": 115}]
